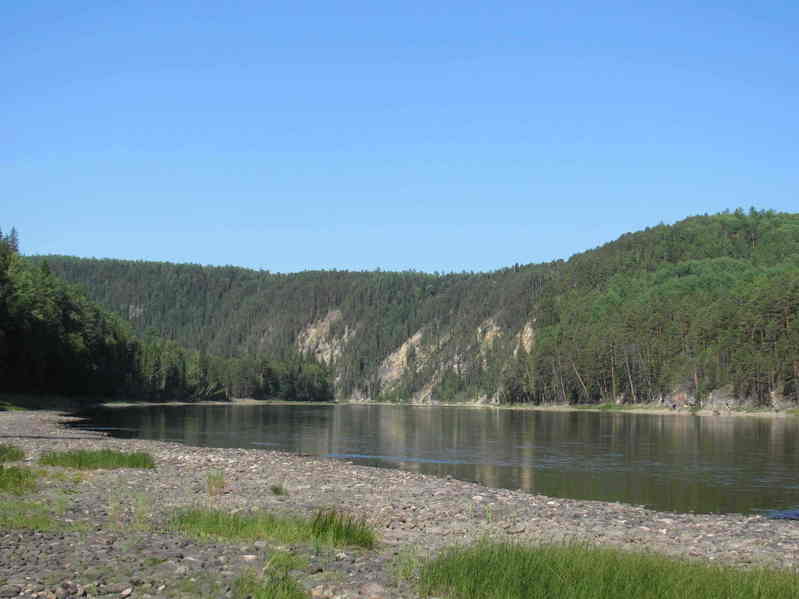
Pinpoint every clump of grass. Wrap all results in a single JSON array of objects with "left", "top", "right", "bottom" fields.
[
  {"left": 266, "top": 550, "right": 308, "bottom": 573},
  {"left": 270, "top": 484, "right": 288, "bottom": 496},
  {"left": 417, "top": 541, "right": 799, "bottom": 599},
  {"left": 312, "top": 509, "right": 375, "bottom": 549},
  {"left": 170, "top": 508, "right": 311, "bottom": 544},
  {"left": 39, "top": 449, "right": 155, "bottom": 470},
  {"left": 0, "top": 443, "right": 25, "bottom": 462},
  {"left": 170, "top": 507, "right": 375, "bottom": 548},
  {"left": 207, "top": 470, "right": 226, "bottom": 496},
  {"left": 0, "top": 499, "right": 63, "bottom": 531},
  {"left": 392, "top": 546, "right": 425, "bottom": 582},
  {"left": 133, "top": 493, "right": 154, "bottom": 530},
  {"left": 234, "top": 570, "right": 308, "bottom": 599},
  {"left": 0, "top": 465, "right": 37, "bottom": 494}
]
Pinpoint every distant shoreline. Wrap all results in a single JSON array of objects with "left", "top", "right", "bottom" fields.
[
  {"left": 3, "top": 390, "right": 791, "bottom": 419},
  {"left": 97, "top": 397, "right": 795, "bottom": 419}
]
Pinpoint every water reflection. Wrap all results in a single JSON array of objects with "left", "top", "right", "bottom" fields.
[{"left": 72, "top": 404, "right": 799, "bottom": 514}]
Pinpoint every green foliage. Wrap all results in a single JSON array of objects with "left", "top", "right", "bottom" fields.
[
  {"left": 266, "top": 550, "right": 308, "bottom": 573},
  {"left": 1, "top": 229, "right": 333, "bottom": 404},
  {"left": 170, "top": 507, "right": 375, "bottom": 548},
  {"left": 0, "top": 465, "right": 37, "bottom": 494},
  {"left": 417, "top": 540, "right": 799, "bottom": 599},
  {"left": 39, "top": 449, "right": 155, "bottom": 470},
  {"left": 311, "top": 509, "right": 375, "bottom": 549},
  {"left": 0, "top": 499, "right": 61, "bottom": 530},
  {"left": 0, "top": 444, "right": 24, "bottom": 462},
  {"left": 270, "top": 484, "right": 288, "bottom": 496},
  {"left": 234, "top": 570, "right": 309, "bottom": 599},
  {"left": 20, "top": 209, "right": 799, "bottom": 406},
  {"left": 170, "top": 508, "right": 314, "bottom": 544}
]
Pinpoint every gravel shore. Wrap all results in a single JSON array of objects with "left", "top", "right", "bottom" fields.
[{"left": 2, "top": 411, "right": 798, "bottom": 599}]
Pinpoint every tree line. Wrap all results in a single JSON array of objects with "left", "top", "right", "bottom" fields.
[
  {"left": 0, "top": 229, "right": 333, "bottom": 404},
  {"left": 26, "top": 208, "right": 799, "bottom": 408},
  {"left": 501, "top": 210, "right": 799, "bottom": 406}
]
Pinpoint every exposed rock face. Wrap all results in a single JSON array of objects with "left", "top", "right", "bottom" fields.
[
  {"left": 378, "top": 331, "right": 425, "bottom": 387},
  {"left": 126, "top": 303, "right": 145, "bottom": 320},
  {"left": 296, "top": 310, "right": 353, "bottom": 365},
  {"left": 517, "top": 320, "right": 536, "bottom": 355},
  {"left": 477, "top": 318, "right": 502, "bottom": 352}
]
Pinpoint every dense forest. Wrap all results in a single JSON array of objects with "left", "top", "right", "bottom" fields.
[
  {"left": 14, "top": 209, "right": 799, "bottom": 408},
  {"left": 0, "top": 229, "right": 333, "bottom": 403}
]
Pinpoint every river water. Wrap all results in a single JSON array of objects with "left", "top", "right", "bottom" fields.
[{"left": 71, "top": 403, "right": 799, "bottom": 515}]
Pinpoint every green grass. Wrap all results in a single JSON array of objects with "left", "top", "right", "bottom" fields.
[
  {"left": 392, "top": 546, "right": 425, "bottom": 581},
  {"left": 232, "top": 550, "right": 310, "bottom": 599},
  {"left": 234, "top": 571, "right": 309, "bottom": 599},
  {"left": 0, "top": 499, "right": 62, "bottom": 531},
  {"left": 312, "top": 509, "right": 375, "bottom": 549},
  {"left": 170, "top": 508, "right": 311, "bottom": 544},
  {"left": 575, "top": 402, "right": 631, "bottom": 411},
  {"left": 0, "top": 444, "right": 25, "bottom": 462},
  {"left": 785, "top": 408, "right": 799, "bottom": 416},
  {"left": 416, "top": 541, "right": 799, "bottom": 599},
  {"left": 170, "top": 507, "right": 375, "bottom": 548},
  {"left": 207, "top": 470, "right": 226, "bottom": 496},
  {"left": 39, "top": 449, "right": 155, "bottom": 470},
  {"left": 270, "top": 483, "right": 288, "bottom": 496},
  {"left": 0, "top": 465, "right": 37, "bottom": 494},
  {"left": 267, "top": 550, "right": 308, "bottom": 573}
]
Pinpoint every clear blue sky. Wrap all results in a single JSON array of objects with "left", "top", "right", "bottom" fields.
[{"left": 3, "top": 1, "right": 797, "bottom": 273}]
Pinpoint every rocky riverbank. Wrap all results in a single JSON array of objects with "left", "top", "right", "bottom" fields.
[{"left": 2, "top": 411, "right": 798, "bottom": 599}]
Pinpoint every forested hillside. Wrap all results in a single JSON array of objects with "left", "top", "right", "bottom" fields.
[
  {"left": 0, "top": 230, "right": 333, "bottom": 403},
  {"left": 31, "top": 209, "right": 799, "bottom": 407}
]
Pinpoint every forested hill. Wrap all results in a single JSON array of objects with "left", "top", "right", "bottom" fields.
[
  {"left": 0, "top": 230, "right": 333, "bottom": 404},
  {"left": 31, "top": 209, "right": 799, "bottom": 407}
]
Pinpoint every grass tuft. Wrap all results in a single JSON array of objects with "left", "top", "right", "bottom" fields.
[
  {"left": 0, "top": 444, "right": 25, "bottom": 463},
  {"left": 417, "top": 541, "right": 799, "bottom": 599},
  {"left": 392, "top": 546, "right": 425, "bottom": 581},
  {"left": 39, "top": 449, "right": 155, "bottom": 470},
  {"left": 266, "top": 550, "right": 308, "bottom": 573},
  {"left": 0, "top": 465, "right": 37, "bottom": 494},
  {"left": 234, "top": 570, "right": 309, "bottom": 599},
  {"left": 0, "top": 499, "right": 64, "bottom": 531},
  {"left": 170, "top": 508, "right": 311, "bottom": 544},
  {"left": 207, "top": 470, "right": 226, "bottom": 496},
  {"left": 270, "top": 484, "right": 288, "bottom": 496},
  {"left": 170, "top": 507, "right": 375, "bottom": 548},
  {"left": 312, "top": 509, "right": 375, "bottom": 549}
]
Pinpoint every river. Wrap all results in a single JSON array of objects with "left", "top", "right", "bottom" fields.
[{"left": 71, "top": 403, "right": 799, "bottom": 515}]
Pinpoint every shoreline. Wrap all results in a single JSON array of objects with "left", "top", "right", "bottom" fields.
[
  {"left": 96, "top": 397, "right": 796, "bottom": 420},
  {"left": 0, "top": 412, "right": 798, "bottom": 586}
]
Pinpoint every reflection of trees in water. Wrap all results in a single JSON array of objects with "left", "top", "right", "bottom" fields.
[{"left": 103, "top": 406, "right": 799, "bottom": 514}]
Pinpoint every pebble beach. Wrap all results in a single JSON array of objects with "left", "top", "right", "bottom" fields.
[{"left": 2, "top": 411, "right": 798, "bottom": 599}]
